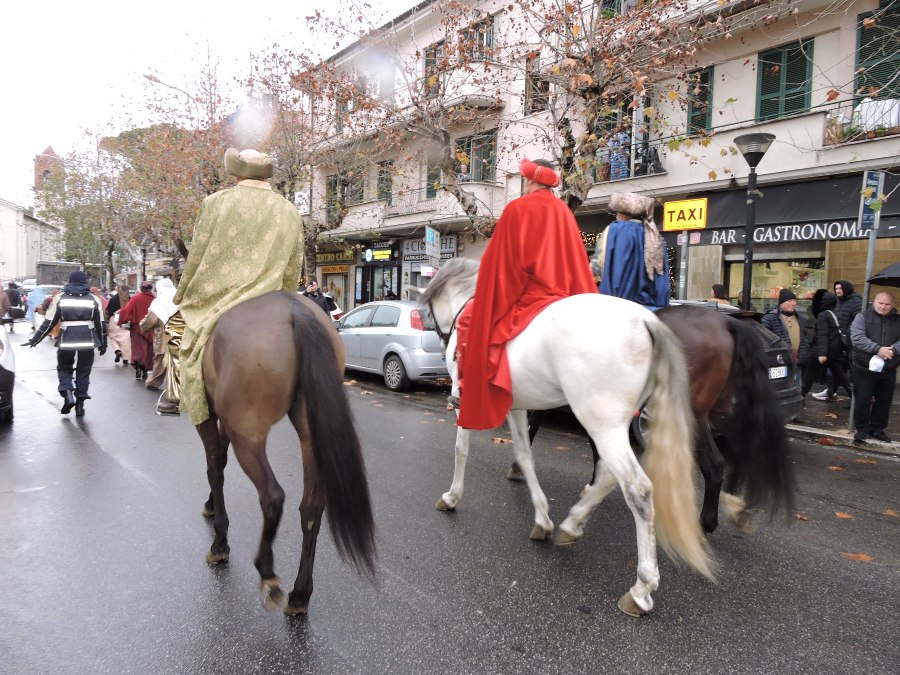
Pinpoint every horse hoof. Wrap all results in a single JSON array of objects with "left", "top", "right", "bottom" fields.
[
  {"left": 201, "top": 505, "right": 214, "bottom": 518},
  {"left": 435, "top": 497, "right": 456, "bottom": 511},
  {"left": 261, "top": 577, "right": 286, "bottom": 612},
  {"left": 617, "top": 592, "right": 648, "bottom": 618},
  {"left": 555, "top": 528, "right": 582, "bottom": 545},
  {"left": 530, "top": 524, "right": 552, "bottom": 540},
  {"left": 506, "top": 465, "right": 524, "bottom": 482},
  {"left": 284, "top": 603, "right": 309, "bottom": 616},
  {"left": 733, "top": 510, "right": 758, "bottom": 533},
  {"left": 206, "top": 549, "right": 229, "bottom": 565}
]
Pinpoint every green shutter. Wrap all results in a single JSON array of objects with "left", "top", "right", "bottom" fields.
[
  {"left": 756, "top": 40, "right": 812, "bottom": 120},
  {"left": 687, "top": 67, "right": 713, "bottom": 133},
  {"left": 856, "top": 9, "right": 900, "bottom": 99}
]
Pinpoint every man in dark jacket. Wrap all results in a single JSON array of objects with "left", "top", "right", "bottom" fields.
[
  {"left": 762, "top": 288, "right": 809, "bottom": 378},
  {"left": 301, "top": 280, "right": 333, "bottom": 315},
  {"left": 4, "top": 282, "right": 22, "bottom": 332},
  {"left": 24, "top": 270, "right": 107, "bottom": 416},
  {"left": 834, "top": 279, "right": 863, "bottom": 335},
  {"left": 849, "top": 291, "right": 900, "bottom": 443},
  {"left": 804, "top": 291, "right": 852, "bottom": 399}
]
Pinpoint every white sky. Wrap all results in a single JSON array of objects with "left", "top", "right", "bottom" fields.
[{"left": 1, "top": 0, "right": 419, "bottom": 208}]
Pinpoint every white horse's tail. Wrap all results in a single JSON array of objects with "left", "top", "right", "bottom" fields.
[{"left": 642, "top": 319, "right": 717, "bottom": 582}]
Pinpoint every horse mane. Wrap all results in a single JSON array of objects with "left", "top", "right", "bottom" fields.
[{"left": 420, "top": 257, "right": 479, "bottom": 305}]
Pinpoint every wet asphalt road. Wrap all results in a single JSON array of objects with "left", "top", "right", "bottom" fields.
[{"left": 1, "top": 328, "right": 898, "bottom": 674}]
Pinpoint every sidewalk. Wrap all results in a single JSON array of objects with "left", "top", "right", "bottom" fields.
[{"left": 786, "top": 388, "right": 900, "bottom": 457}]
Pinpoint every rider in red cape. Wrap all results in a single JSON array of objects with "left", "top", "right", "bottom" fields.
[{"left": 458, "top": 158, "right": 597, "bottom": 430}]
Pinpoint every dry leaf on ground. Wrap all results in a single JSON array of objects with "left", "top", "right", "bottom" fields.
[
  {"left": 824, "top": 412, "right": 838, "bottom": 419},
  {"left": 818, "top": 437, "right": 836, "bottom": 446},
  {"left": 884, "top": 509, "right": 898, "bottom": 518},
  {"left": 835, "top": 512, "right": 854, "bottom": 519},
  {"left": 555, "top": 445, "right": 569, "bottom": 452},
  {"left": 795, "top": 513, "right": 809, "bottom": 521},
  {"left": 360, "top": 390, "right": 373, "bottom": 396},
  {"left": 841, "top": 552, "right": 873, "bottom": 562},
  {"left": 492, "top": 437, "right": 513, "bottom": 444},
  {"left": 854, "top": 458, "right": 877, "bottom": 465},
  {"left": 826, "top": 465, "right": 844, "bottom": 471}
]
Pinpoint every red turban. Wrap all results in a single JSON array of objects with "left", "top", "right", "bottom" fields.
[{"left": 520, "top": 159, "right": 560, "bottom": 188}]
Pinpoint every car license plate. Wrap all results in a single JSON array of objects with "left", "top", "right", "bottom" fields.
[{"left": 768, "top": 366, "right": 788, "bottom": 379}]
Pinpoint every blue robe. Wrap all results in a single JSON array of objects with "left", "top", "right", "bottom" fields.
[{"left": 599, "top": 219, "right": 670, "bottom": 309}]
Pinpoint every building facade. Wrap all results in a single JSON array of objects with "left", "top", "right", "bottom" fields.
[{"left": 305, "top": 0, "right": 899, "bottom": 313}]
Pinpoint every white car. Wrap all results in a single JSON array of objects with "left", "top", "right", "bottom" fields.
[{"left": 334, "top": 300, "right": 448, "bottom": 391}]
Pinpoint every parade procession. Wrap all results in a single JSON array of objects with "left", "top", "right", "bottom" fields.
[{"left": 1, "top": 0, "right": 899, "bottom": 672}]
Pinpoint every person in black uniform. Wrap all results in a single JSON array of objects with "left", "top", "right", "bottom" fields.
[{"left": 25, "top": 270, "right": 107, "bottom": 416}]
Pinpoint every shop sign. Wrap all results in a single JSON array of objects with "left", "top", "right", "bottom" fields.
[
  {"left": 663, "top": 198, "right": 708, "bottom": 231},
  {"left": 315, "top": 249, "right": 355, "bottom": 264},
  {"left": 674, "top": 218, "right": 898, "bottom": 246},
  {"left": 320, "top": 265, "right": 349, "bottom": 273},
  {"left": 361, "top": 240, "right": 394, "bottom": 264},
  {"left": 403, "top": 234, "right": 457, "bottom": 261}
]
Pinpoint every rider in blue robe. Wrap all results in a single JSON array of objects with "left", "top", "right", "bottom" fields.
[{"left": 594, "top": 192, "right": 670, "bottom": 310}]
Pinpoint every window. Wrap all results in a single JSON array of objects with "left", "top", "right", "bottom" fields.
[
  {"left": 455, "top": 130, "right": 497, "bottom": 182},
  {"left": 524, "top": 54, "right": 550, "bottom": 115},
  {"left": 756, "top": 40, "right": 813, "bottom": 121},
  {"left": 424, "top": 40, "right": 446, "bottom": 98},
  {"left": 346, "top": 168, "right": 365, "bottom": 205},
  {"left": 326, "top": 174, "right": 340, "bottom": 224},
  {"left": 342, "top": 307, "right": 374, "bottom": 329},
  {"left": 335, "top": 97, "right": 350, "bottom": 134},
  {"left": 377, "top": 161, "right": 393, "bottom": 205},
  {"left": 856, "top": 8, "right": 900, "bottom": 99},
  {"left": 370, "top": 305, "right": 401, "bottom": 328},
  {"left": 425, "top": 160, "right": 442, "bottom": 199},
  {"left": 325, "top": 169, "right": 365, "bottom": 224},
  {"left": 687, "top": 67, "right": 713, "bottom": 133},
  {"left": 460, "top": 17, "right": 494, "bottom": 60}
]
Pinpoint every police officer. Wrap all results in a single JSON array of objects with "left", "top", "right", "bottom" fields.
[{"left": 25, "top": 270, "right": 107, "bottom": 416}]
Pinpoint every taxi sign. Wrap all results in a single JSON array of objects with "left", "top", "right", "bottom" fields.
[{"left": 663, "top": 198, "right": 708, "bottom": 231}]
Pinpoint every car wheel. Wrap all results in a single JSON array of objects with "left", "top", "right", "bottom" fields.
[{"left": 383, "top": 355, "right": 410, "bottom": 391}]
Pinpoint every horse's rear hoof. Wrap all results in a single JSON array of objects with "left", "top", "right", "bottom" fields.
[
  {"left": 206, "top": 549, "right": 229, "bottom": 565},
  {"left": 617, "top": 592, "right": 648, "bottom": 618},
  {"left": 284, "top": 603, "right": 309, "bottom": 617},
  {"left": 261, "top": 577, "right": 286, "bottom": 612},
  {"left": 506, "top": 465, "right": 524, "bottom": 481},
  {"left": 555, "top": 528, "right": 582, "bottom": 545},
  {"left": 435, "top": 497, "right": 456, "bottom": 511},
  {"left": 530, "top": 524, "right": 552, "bottom": 540},
  {"left": 201, "top": 505, "right": 214, "bottom": 518}
]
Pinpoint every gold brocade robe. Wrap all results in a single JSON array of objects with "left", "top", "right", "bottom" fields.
[{"left": 174, "top": 180, "right": 303, "bottom": 425}]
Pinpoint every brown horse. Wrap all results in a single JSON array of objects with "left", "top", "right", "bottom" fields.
[
  {"left": 196, "top": 291, "right": 375, "bottom": 614},
  {"left": 525, "top": 305, "right": 795, "bottom": 533}
]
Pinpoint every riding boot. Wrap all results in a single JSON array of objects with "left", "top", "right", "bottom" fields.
[
  {"left": 75, "top": 398, "right": 86, "bottom": 417},
  {"left": 60, "top": 390, "right": 76, "bottom": 414}
]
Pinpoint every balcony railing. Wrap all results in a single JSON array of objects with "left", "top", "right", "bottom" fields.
[
  {"left": 824, "top": 98, "right": 900, "bottom": 146},
  {"left": 594, "top": 138, "right": 667, "bottom": 183}
]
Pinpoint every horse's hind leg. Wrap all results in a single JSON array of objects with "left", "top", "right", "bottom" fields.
[
  {"left": 197, "top": 417, "right": 230, "bottom": 564},
  {"left": 437, "top": 425, "right": 471, "bottom": 511},
  {"left": 508, "top": 410, "right": 553, "bottom": 540},
  {"left": 228, "top": 428, "right": 287, "bottom": 612},
  {"left": 202, "top": 422, "right": 230, "bottom": 518},
  {"left": 286, "top": 410, "right": 325, "bottom": 616},
  {"left": 507, "top": 410, "right": 548, "bottom": 482},
  {"left": 697, "top": 423, "right": 725, "bottom": 534}
]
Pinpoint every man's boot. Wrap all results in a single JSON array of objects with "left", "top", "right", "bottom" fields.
[
  {"left": 75, "top": 398, "right": 86, "bottom": 417},
  {"left": 60, "top": 390, "right": 76, "bottom": 414}
]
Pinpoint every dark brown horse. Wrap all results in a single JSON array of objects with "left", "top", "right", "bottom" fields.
[
  {"left": 196, "top": 291, "right": 375, "bottom": 614},
  {"left": 525, "top": 305, "right": 795, "bottom": 533}
]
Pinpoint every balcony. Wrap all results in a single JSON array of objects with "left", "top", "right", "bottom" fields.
[
  {"left": 824, "top": 98, "right": 900, "bottom": 146},
  {"left": 593, "top": 137, "right": 667, "bottom": 183}
]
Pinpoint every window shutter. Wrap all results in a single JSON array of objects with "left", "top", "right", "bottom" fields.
[{"left": 856, "top": 9, "right": 900, "bottom": 99}]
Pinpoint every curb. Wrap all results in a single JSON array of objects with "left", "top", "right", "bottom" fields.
[{"left": 786, "top": 424, "right": 900, "bottom": 457}]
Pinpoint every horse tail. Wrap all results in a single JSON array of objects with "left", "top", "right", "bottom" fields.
[
  {"left": 642, "top": 318, "right": 717, "bottom": 582},
  {"left": 290, "top": 299, "right": 376, "bottom": 577},
  {"left": 722, "top": 318, "right": 796, "bottom": 516}
]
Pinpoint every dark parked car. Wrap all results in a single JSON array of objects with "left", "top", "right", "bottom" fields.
[{"left": 334, "top": 300, "right": 448, "bottom": 391}]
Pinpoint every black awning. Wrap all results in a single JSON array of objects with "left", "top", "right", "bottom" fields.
[{"left": 703, "top": 172, "right": 900, "bottom": 229}]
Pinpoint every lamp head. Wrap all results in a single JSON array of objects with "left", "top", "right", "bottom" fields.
[{"left": 734, "top": 133, "right": 776, "bottom": 169}]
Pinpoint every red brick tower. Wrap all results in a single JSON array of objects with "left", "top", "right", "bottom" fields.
[{"left": 34, "top": 146, "right": 61, "bottom": 188}]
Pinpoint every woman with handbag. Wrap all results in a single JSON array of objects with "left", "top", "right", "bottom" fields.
[{"left": 806, "top": 291, "right": 853, "bottom": 400}]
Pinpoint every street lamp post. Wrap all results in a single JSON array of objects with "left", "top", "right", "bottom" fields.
[
  {"left": 140, "top": 237, "right": 151, "bottom": 282},
  {"left": 733, "top": 132, "right": 776, "bottom": 311}
]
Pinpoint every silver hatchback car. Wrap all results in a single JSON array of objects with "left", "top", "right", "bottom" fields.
[{"left": 334, "top": 300, "right": 448, "bottom": 391}]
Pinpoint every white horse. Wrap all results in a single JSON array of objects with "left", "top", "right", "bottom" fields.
[{"left": 418, "top": 258, "right": 715, "bottom": 616}]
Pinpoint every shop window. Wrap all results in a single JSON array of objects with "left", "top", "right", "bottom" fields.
[
  {"left": 687, "top": 67, "right": 713, "bottom": 134},
  {"left": 756, "top": 40, "right": 814, "bottom": 121},
  {"left": 455, "top": 130, "right": 497, "bottom": 182},
  {"left": 856, "top": 7, "right": 900, "bottom": 100}
]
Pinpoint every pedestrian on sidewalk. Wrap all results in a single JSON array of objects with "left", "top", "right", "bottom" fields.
[
  {"left": 849, "top": 291, "right": 900, "bottom": 443},
  {"left": 119, "top": 281, "right": 155, "bottom": 381},
  {"left": 804, "top": 291, "right": 852, "bottom": 399},
  {"left": 24, "top": 270, "right": 107, "bottom": 416},
  {"left": 4, "top": 282, "right": 22, "bottom": 332},
  {"left": 763, "top": 288, "right": 809, "bottom": 388}
]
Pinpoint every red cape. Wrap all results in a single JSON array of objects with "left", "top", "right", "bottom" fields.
[{"left": 458, "top": 188, "right": 597, "bottom": 429}]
